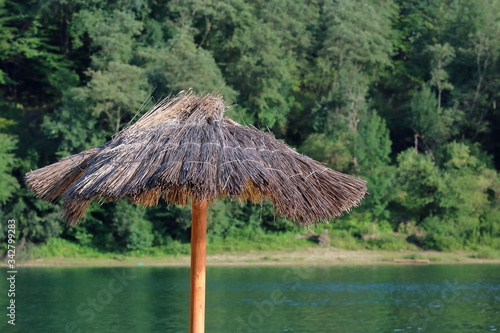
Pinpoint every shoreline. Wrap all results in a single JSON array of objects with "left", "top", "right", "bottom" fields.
[{"left": 16, "top": 248, "right": 500, "bottom": 267}]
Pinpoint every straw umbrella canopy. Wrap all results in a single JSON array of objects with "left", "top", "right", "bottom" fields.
[{"left": 25, "top": 91, "right": 367, "bottom": 333}]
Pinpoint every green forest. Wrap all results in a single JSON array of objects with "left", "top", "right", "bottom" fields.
[{"left": 1, "top": 0, "right": 500, "bottom": 257}]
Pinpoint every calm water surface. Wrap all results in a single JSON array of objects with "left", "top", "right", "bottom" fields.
[{"left": 0, "top": 264, "right": 499, "bottom": 332}]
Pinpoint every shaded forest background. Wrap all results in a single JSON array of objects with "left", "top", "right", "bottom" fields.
[{"left": 1, "top": 0, "right": 500, "bottom": 255}]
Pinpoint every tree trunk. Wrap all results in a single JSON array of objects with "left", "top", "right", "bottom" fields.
[
  {"left": 414, "top": 134, "right": 419, "bottom": 154},
  {"left": 190, "top": 199, "right": 208, "bottom": 333}
]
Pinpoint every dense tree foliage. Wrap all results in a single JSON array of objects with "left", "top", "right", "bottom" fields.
[{"left": 1, "top": 0, "right": 499, "bottom": 253}]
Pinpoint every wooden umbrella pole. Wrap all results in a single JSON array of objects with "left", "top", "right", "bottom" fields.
[{"left": 190, "top": 199, "right": 208, "bottom": 333}]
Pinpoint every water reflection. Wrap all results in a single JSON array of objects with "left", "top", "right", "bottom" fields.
[{"left": 0, "top": 264, "right": 498, "bottom": 333}]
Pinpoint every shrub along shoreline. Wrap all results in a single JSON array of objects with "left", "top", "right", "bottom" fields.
[{"left": 14, "top": 223, "right": 500, "bottom": 267}]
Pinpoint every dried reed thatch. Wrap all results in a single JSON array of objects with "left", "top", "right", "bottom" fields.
[{"left": 25, "top": 91, "right": 367, "bottom": 226}]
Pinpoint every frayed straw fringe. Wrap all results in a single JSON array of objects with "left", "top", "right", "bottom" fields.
[{"left": 25, "top": 91, "right": 367, "bottom": 226}]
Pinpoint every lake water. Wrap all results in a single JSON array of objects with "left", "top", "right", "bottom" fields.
[{"left": 0, "top": 264, "right": 499, "bottom": 332}]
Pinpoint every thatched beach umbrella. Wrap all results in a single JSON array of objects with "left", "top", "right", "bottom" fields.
[{"left": 25, "top": 91, "right": 366, "bottom": 333}]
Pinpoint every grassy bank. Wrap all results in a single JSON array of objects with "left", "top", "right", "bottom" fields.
[{"left": 13, "top": 229, "right": 500, "bottom": 267}]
